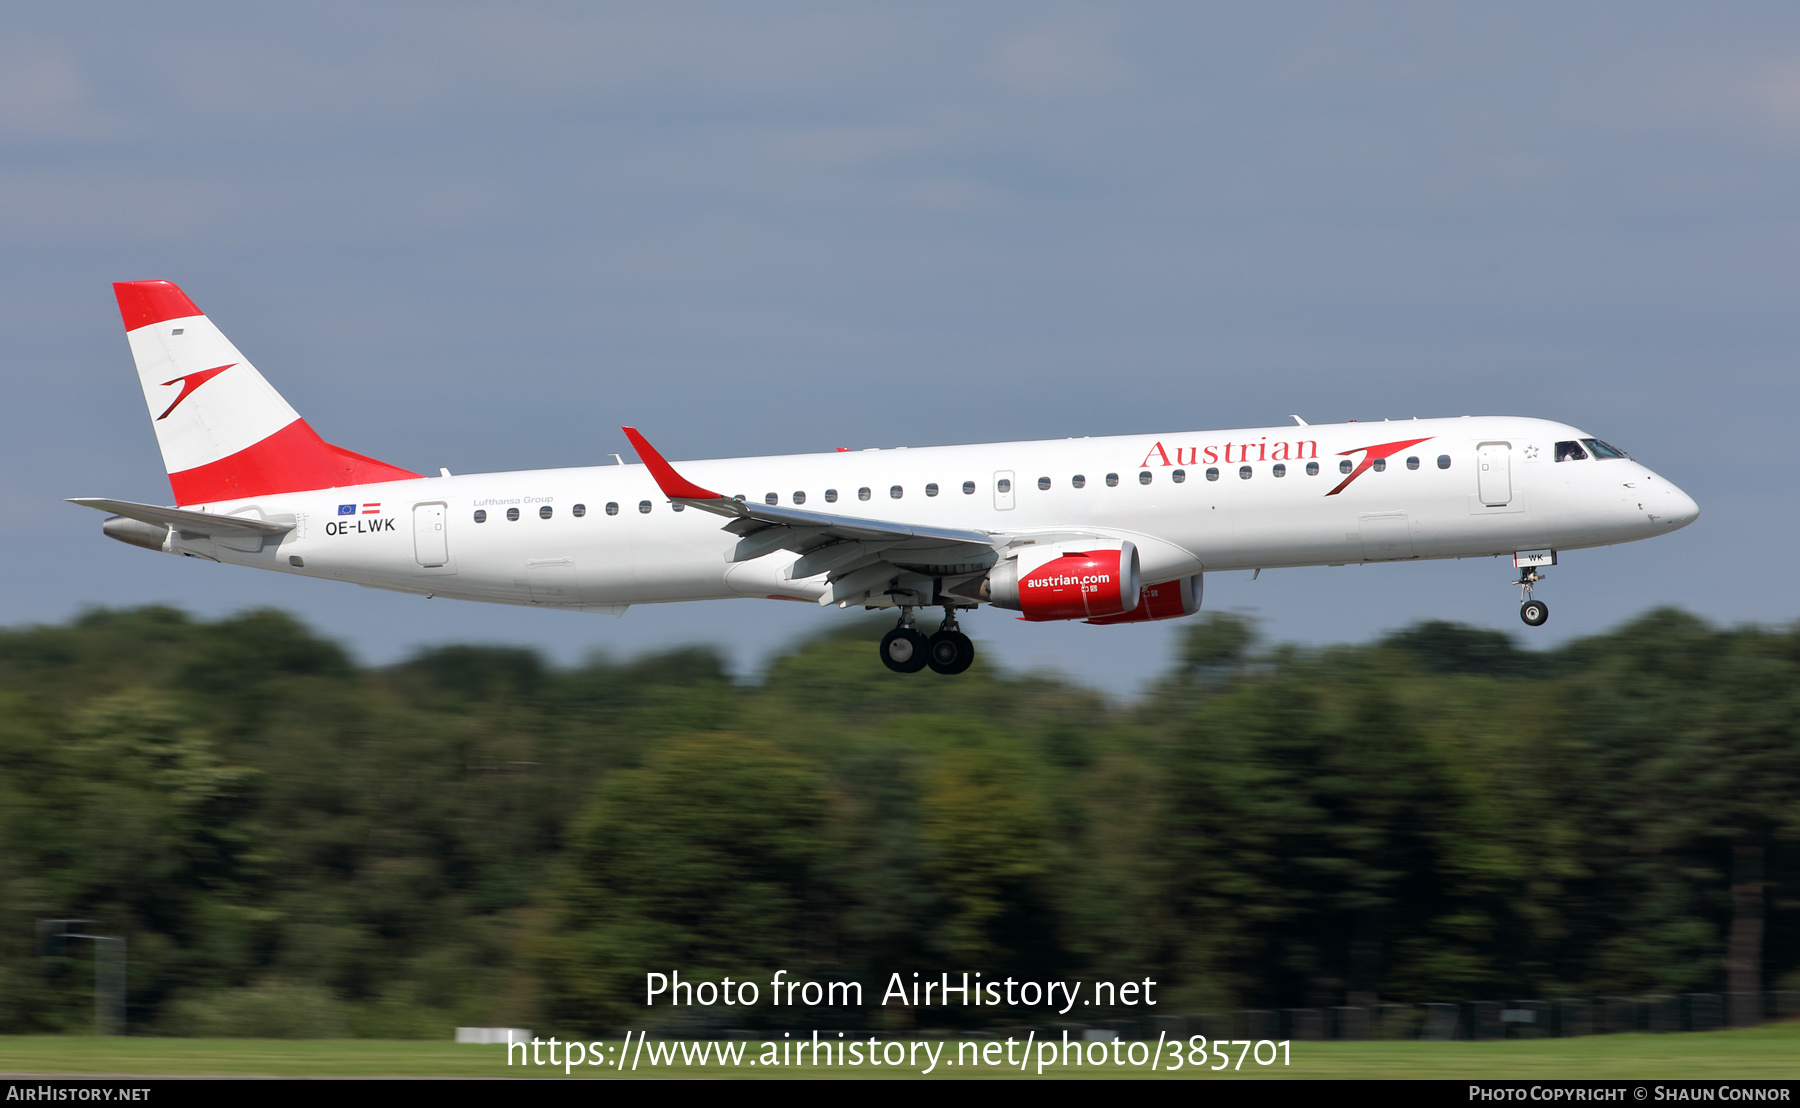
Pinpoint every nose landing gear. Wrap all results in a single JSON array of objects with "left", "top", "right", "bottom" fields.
[
  {"left": 1517, "top": 567, "right": 1549, "bottom": 627},
  {"left": 879, "top": 607, "right": 976, "bottom": 674}
]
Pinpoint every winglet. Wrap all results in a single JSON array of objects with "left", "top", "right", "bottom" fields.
[{"left": 621, "top": 427, "right": 723, "bottom": 500}]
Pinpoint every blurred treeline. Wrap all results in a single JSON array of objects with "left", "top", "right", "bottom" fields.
[{"left": 0, "top": 605, "right": 1795, "bottom": 1036}]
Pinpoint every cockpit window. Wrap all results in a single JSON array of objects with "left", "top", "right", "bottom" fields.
[
  {"left": 1554, "top": 440, "right": 1588, "bottom": 462},
  {"left": 1582, "top": 438, "right": 1628, "bottom": 460}
]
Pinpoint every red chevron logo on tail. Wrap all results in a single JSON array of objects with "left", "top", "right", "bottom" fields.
[{"left": 156, "top": 364, "right": 235, "bottom": 421}]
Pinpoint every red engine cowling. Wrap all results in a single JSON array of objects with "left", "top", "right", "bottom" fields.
[
  {"left": 1086, "top": 574, "right": 1203, "bottom": 625},
  {"left": 987, "top": 543, "right": 1141, "bottom": 622}
]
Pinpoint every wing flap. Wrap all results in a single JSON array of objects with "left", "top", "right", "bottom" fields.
[{"left": 731, "top": 526, "right": 829, "bottom": 563}]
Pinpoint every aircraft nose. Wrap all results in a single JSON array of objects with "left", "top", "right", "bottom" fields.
[{"left": 1663, "top": 481, "right": 1699, "bottom": 529}]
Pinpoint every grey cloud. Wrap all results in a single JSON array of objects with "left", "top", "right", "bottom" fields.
[
  {"left": 989, "top": 14, "right": 1134, "bottom": 97},
  {"left": 0, "top": 39, "right": 114, "bottom": 139},
  {"left": 137, "top": 5, "right": 921, "bottom": 127}
]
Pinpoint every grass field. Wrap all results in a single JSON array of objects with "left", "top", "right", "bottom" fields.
[{"left": 2, "top": 1022, "right": 1797, "bottom": 1080}]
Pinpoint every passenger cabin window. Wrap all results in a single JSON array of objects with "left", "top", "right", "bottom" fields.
[
  {"left": 1105, "top": 473, "right": 1119, "bottom": 487},
  {"left": 1584, "top": 438, "right": 1628, "bottom": 459},
  {"left": 606, "top": 502, "right": 619, "bottom": 516},
  {"left": 506, "top": 507, "right": 520, "bottom": 521},
  {"left": 573, "top": 503, "right": 586, "bottom": 517},
  {"left": 1306, "top": 461, "right": 1320, "bottom": 476},
  {"left": 1172, "top": 469, "right": 1185, "bottom": 483},
  {"left": 926, "top": 483, "right": 939, "bottom": 497},
  {"left": 996, "top": 478, "right": 1011, "bottom": 494},
  {"left": 825, "top": 489, "right": 838, "bottom": 503},
  {"left": 793, "top": 491, "right": 806, "bottom": 505},
  {"left": 765, "top": 492, "right": 779, "bottom": 505},
  {"left": 890, "top": 485, "right": 903, "bottom": 499},
  {"left": 858, "top": 487, "right": 872, "bottom": 501},
  {"left": 1206, "top": 467, "right": 1220, "bottom": 481},
  {"left": 540, "top": 505, "right": 553, "bottom": 519},
  {"left": 638, "top": 501, "right": 652, "bottom": 514},
  {"left": 962, "top": 481, "right": 976, "bottom": 495},
  {"left": 474, "top": 510, "right": 487, "bottom": 523},
  {"left": 1239, "top": 466, "right": 1252, "bottom": 480},
  {"left": 1272, "top": 463, "right": 1286, "bottom": 477},
  {"left": 1555, "top": 440, "right": 1588, "bottom": 462},
  {"left": 1038, "top": 477, "right": 1051, "bottom": 490},
  {"left": 1372, "top": 458, "right": 1386, "bottom": 473},
  {"left": 1139, "top": 471, "right": 1153, "bottom": 485},
  {"left": 1339, "top": 460, "right": 1353, "bottom": 474},
  {"left": 1437, "top": 455, "right": 1451, "bottom": 469},
  {"left": 1406, "top": 456, "right": 1420, "bottom": 470},
  {"left": 1072, "top": 474, "right": 1086, "bottom": 488}
]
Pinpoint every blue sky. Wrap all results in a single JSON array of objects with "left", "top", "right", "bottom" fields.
[{"left": 4, "top": 4, "right": 1795, "bottom": 693}]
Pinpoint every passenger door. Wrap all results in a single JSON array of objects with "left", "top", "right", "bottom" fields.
[
  {"left": 1477, "top": 443, "right": 1512, "bottom": 506},
  {"left": 412, "top": 502, "right": 448, "bottom": 567}
]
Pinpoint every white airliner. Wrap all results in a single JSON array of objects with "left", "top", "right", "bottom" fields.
[{"left": 75, "top": 281, "right": 1699, "bottom": 674}]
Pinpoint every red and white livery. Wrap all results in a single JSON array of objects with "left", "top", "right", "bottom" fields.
[{"left": 76, "top": 281, "right": 1700, "bottom": 674}]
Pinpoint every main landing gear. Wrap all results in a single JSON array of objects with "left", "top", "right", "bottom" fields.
[
  {"left": 1516, "top": 567, "right": 1549, "bottom": 627},
  {"left": 880, "top": 607, "right": 975, "bottom": 675}
]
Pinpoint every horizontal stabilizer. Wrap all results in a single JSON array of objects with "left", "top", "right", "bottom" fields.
[{"left": 68, "top": 497, "right": 293, "bottom": 538}]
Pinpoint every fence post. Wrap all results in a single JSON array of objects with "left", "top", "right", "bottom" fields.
[{"left": 34, "top": 920, "right": 125, "bottom": 1036}]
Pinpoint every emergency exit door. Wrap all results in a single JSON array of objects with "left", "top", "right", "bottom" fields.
[
  {"left": 413, "top": 503, "right": 448, "bottom": 567},
  {"left": 993, "top": 471, "right": 1015, "bottom": 511}
]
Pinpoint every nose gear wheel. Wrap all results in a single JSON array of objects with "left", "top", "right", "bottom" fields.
[{"left": 1515, "top": 567, "right": 1549, "bottom": 627}]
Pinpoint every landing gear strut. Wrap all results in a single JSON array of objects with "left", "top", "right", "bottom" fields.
[
  {"left": 879, "top": 606, "right": 976, "bottom": 674},
  {"left": 1516, "top": 567, "right": 1549, "bottom": 627}
]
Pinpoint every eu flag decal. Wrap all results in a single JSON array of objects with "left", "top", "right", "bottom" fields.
[{"left": 338, "top": 504, "right": 356, "bottom": 516}]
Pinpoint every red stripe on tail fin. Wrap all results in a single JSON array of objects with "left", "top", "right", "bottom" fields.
[
  {"left": 114, "top": 280, "right": 204, "bottom": 331},
  {"left": 168, "top": 419, "right": 422, "bottom": 505}
]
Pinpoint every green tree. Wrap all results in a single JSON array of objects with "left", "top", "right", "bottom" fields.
[{"left": 540, "top": 732, "right": 826, "bottom": 1031}]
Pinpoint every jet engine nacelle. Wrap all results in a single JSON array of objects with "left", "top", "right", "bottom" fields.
[
  {"left": 1085, "top": 574, "right": 1203, "bottom": 625},
  {"left": 986, "top": 541, "right": 1141, "bottom": 622}
]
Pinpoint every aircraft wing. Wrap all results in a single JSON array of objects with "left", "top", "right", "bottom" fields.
[
  {"left": 623, "top": 427, "right": 1005, "bottom": 605},
  {"left": 67, "top": 497, "right": 295, "bottom": 538}
]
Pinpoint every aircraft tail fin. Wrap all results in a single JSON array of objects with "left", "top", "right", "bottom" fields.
[{"left": 113, "top": 281, "right": 420, "bottom": 505}]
